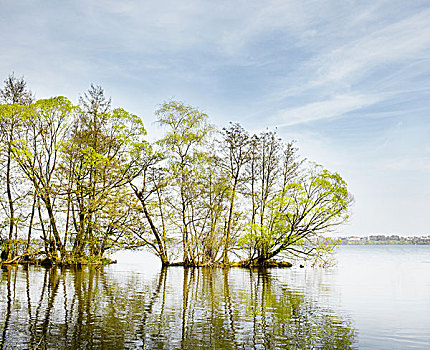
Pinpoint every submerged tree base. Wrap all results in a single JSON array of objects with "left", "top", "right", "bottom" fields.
[
  {"left": 166, "top": 260, "right": 293, "bottom": 268},
  {"left": 232, "top": 260, "right": 293, "bottom": 268},
  {"left": 0, "top": 256, "right": 117, "bottom": 267}
]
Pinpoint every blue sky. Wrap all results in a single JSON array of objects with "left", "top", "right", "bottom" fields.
[{"left": 1, "top": 0, "right": 429, "bottom": 236}]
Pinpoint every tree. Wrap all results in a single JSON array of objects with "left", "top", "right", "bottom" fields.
[
  {"left": 255, "top": 131, "right": 283, "bottom": 229},
  {"left": 0, "top": 73, "right": 33, "bottom": 105},
  {"left": 62, "top": 85, "right": 147, "bottom": 260},
  {"left": 156, "top": 101, "right": 213, "bottom": 265},
  {"left": 0, "top": 74, "right": 33, "bottom": 260},
  {"left": 12, "top": 97, "right": 74, "bottom": 260},
  {"left": 0, "top": 104, "right": 26, "bottom": 259},
  {"left": 197, "top": 149, "right": 229, "bottom": 264},
  {"left": 129, "top": 146, "right": 171, "bottom": 265},
  {"left": 240, "top": 164, "right": 351, "bottom": 265},
  {"left": 220, "top": 123, "right": 251, "bottom": 263},
  {"left": 240, "top": 131, "right": 302, "bottom": 264}
]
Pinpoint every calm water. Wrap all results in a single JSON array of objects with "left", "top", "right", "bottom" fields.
[{"left": 0, "top": 245, "right": 429, "bottom": 349}]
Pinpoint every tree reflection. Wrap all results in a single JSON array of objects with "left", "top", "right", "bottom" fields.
[
  {"left": 0, "top": 266, "right": 357, "bottom": 349},
  {"left": 0, "top": 266, "right": 12, "bottom": 350}
]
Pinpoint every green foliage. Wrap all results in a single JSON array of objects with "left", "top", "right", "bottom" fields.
[
  {"left": 156, "top": 100, "right": 212, "bottom": 152},
  {"left": 0, "top": 76, "right": 352, "bottom": 267},
  {"left": 239, "top": 164, "right": 350, "bottom": 264}
]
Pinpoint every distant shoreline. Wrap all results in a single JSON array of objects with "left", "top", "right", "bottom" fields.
[{"left": 338, "top": 235, "right": 430, "bottom": 245}]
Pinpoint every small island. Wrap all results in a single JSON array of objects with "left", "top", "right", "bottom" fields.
[{"left": 0, "top": 74, "right": 351, "bottom": 268}]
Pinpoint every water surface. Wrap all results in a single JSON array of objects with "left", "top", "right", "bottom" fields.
[{"left": 0, "top": 245, "right": 429, "bottom": 349}]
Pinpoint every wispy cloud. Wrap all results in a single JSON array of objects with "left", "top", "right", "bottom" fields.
[
  {"left": 276, "top": 94, "right": 381, "bottom": 126},
  {"left": 265, "top": 5, "right": 430, "bottom": 127},
  {"left": 311, "top": 8, "right": 430, "bottom": 86}
]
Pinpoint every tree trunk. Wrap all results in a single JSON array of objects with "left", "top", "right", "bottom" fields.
[
  {"left": 26, "top": 194, "right": 37, "bottom": 252},
  {"left": 142, "top": 202, "right": 169, "bottom": 266},
  {"left": 42, "top": 195, "right": 66, "bottom": 260},
  {"left": 6, "top": 145, "right": 15, "bottom": 260},
  {"left": 224, "top": 179, "right": 238, "bottom": 263},
  {"left": 72, "top": 211, "right": 86, "bottom": 257},
  {"left": 181, "top": 185, "right": 191, "bottom": 266}
]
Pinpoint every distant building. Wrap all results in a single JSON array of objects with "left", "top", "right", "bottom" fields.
[{"left": 369, "top": 235, "right": 385, "bottom": 241}]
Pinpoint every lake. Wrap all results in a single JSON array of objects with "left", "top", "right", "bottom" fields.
[{"left": 0, "top": 245, "right": 429, "bottom": 349}]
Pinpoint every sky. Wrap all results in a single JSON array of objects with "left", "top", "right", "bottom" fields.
[{"left": 1, "top": 0, "right": 429, "bottom": 236}]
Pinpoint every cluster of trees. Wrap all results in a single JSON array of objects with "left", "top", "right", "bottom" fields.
[{"left": 0, "top": 74, "right": 352, "bottom": 266}]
